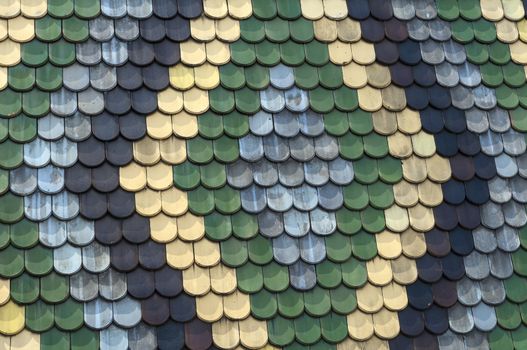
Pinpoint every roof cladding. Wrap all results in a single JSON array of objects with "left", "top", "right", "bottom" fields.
[{"left": 0, "top": 0, "right": 526, "bottom": 349}]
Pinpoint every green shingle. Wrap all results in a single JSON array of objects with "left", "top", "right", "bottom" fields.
[
  {"left": 363, "top": 132, "right": 389, "bottom": 158},
  {"left": 74, "top": 0, "right": 101, "bottom": 19},
  {"left": 188, "top": 186, "right": 215, "bottom": 215},
  {"left": 353, "top": 156, "right": 378, "bottom": 184},
  {"left": 35, "top": 16, "right": 62, "bottom": 42},
  {"left": 0, "top": 192, "right": 23, "bottom": 223},
  {"left": 25, "top": 245, "right": 54, "bottom": 276},
  {"left": 48, "top": 0, "right": 74, "bottom": 18},
  {"left": 436, "top": 0, "right": 459, "bottom": 21},
  {"left": 10, "top": 219, "right": 38, "bottom": 248},
  {"left": 223, "top": 111, "right": 249, "bottom": 138},
  {"left": 289, "top": 17, "right": 314, "bottom": 43},
  {"left": 251, "top": 289, "right": 278, "bottom": 319},
  {"left": 458, "top": 0, "right": 481, "bottom": 20},
  {"left": 489, "top": 42, "right": 511, "bottom": 65},
  {"left": 304, "top": 41, "right": 329, "bottom": 66},
  {"left": 237, "top": 262, "right": 264, "bottom": 293},
  {"left": 214, "top": 186, "right": 241, "bottom": 214},
  {"left": 339, "top": 132, "right": 364, "bottom": 160},
  {"left": 280, "top": 41, "right": 305, "bottom": 66},
  {"left": 496, "top": 85, "right": 519, "bottom": 110},
  {"left": 240, "top": 17, "right": 266, "bottom": 43},
  {"left": 303, "top": 286, "right": 331, "bottom": 316},
  {"left": 360, "top": 207, "right": 385, "bottom": 233},
  {"left": 294, "top": 314, "right": 321, "bottom": 345},
  {"left": 55, "top": 299, "right": 84, "bottom": 331},
  {"left": 0, "top": 245, "right": 24, "bottom": 277},
  {"left": 187, "top": 137, "right": 214, "bottom": 164},
  {"left": 220, "top": 63, "right": 246, "bottom": 90},
  {"left": 316, "top": 260, "right": 342, "bottom": 289},
  {"left": 0, "top": 89, "right": 22, "bottom": 117},
  {"left": 325, "top": 233, "right": 352, "bottom": 263},
  {"left": 252, "top": 0, "right": 277, "bottom": 20},
  {"left": 41, "top": 328, "right": 70, "bottom": 350},
  {"left": 220, "top": 236, "right": 248, "bottom": 267},
  {"left": 255, "top": 40, "right": 281, "bottom": 66},
  {"left": 25, "top": 300, "right": 54, "bottom": 332},
  {"left": 62, "top": 17, "right": 89, "bottom": 42},
  {"left": 248, "top": 235, "right": 274, "bottom": 265},
  {"left": 263, "top": 261, "right": 289, "bottom": 292},
  {"left": 277, "top": 288, "right": 304, "bottom": 318},
  {"left": 8, "top": 65, "right": 35, "bottom": 91},
  {"left": 11, "top": 273, "right": 39, "bottom": 304},
  {"left": 488, "top": 327, "right": 514, "bottom": 350},
  {"left": 200, "top": 161, "right": 226, "bottom": 189},
  {"left": 244, "top": 65, "right": 269, "bottom": 90},
  {"left": 341, "top": 258, "right": 367, "bottom": 288},
  {"left": 330, "top": 285, "right": 357, "bottom": 314},
  {"left": 22, "top": 89, "right": 50, "bottom": 117},
  {"left": 343, "top": 182, "right": 369, "bottom": 210},
  {"left": 266, "top": 17, "right": 290, "bottom": 43},
  {"left": 209, "top": 86, "right": 235, "bottom": 114},
  {"left": 368, "top": 182, "right": 394, "bottom": 209},
  {"left": 40, "top": 272, "right": 69, "bottom": 303},
  {"left": 204, "top": 212, "right": 232, "bottom": 241},
  {"left": 267, "top": 316, "right": 295, "bottom": 346},
  {"left": 9, "top": 115, "right": 37, "bottom": 143},
  {"left": 473, "top": 18, "right": 496, "bottom": 44},
  {"left": 234, "top": 87, "right": 261, "bottom": 114},
  {"left": 231, "top": 211, "right": 258, "bottom": 239},
  {"left": 480, "top": 62, "right": 504, "bottom": 87},
  {"left": 198, "top": 112, "right": 224, "bottom": 139},
  {"left": 294, "top": 64, "right": 319, "bottom": 90},
  {"left": 36, "top": 63, "right": 63, "bottom": 91},
  {"left": 309, "top": 87, "right": 335, "bottom": 113},
  {"left": 351, "top": 231, "right": 378, "bottom": 259},
  {"left": 451, "top": 19, "right": 475, "bottom": 43},
  {"left": 320, "top": 313, "right": 348, "bottom": 343},
  {"left": 319, "top": 63, "right": 343, "bottom": 89},
  {"left": 335, "top": 208, "right": 362, "bottom": 235},
  {"left": 230, "top": 41, "right": 257, "bottom": 66},
  {"left": 71, "top": 327, "right": 98, "bottom": 350},
  {"left": 276, "top": 0, "right": 302, "bottom": 20},
  {"left": 465, "top": 41, "right": 488, "bottom": 65}
]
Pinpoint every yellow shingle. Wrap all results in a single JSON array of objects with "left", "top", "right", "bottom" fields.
[
  {"left": 300, "top": 0, "right": 324, "bottom": 20},
  {"left": 0, "top": 301, "right": 24, "bottom": 336},
  {"left": 167, "top": 239, "right": 194, "bottom": 269},
  {"left": 391, "top": 255, "right": 418, "bottom": 285},
  {"left": 196, "top": 292, "right": 223, "bottom": 321},
  {"left": 212, "top": 318, "right": 240, "bottom": 349},
  {"left": 8, "top": 17, "right": 34, "bottom": 42}
]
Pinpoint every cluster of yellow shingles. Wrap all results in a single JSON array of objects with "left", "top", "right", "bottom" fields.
[
  {"left": 120, "top": 2, "right": 273, "bottom": 349},
  {"left": 0, "top": 0, "right": 45, "bottom": 346},
  {"left": 118, "top": 0, "right": 453, "bottom": 348}
]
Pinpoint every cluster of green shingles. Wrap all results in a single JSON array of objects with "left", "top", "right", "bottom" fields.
[
  {"left": 431, "top": 2, "right": 527, "bottom": 349},
  {"left": 0, "top": 3, "right": 101, "bottom": 349},
  {"left": 173, "top": 3, "right": 404, "bottom": 348}
]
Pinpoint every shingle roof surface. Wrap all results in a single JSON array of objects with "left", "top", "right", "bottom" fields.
[{"left": 0, "top": 0, "right": 526, "bottom": 349}]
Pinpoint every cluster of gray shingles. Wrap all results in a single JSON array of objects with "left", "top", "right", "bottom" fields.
[
  {"left": 396, "top": 3, "right": 524, "bottom": 349},
  {"left": 12, "top": 2, "right": 173, "bottom": 349},
  {"left": 225, "top": 64, "right": 354, "bottom": 290}
]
